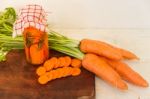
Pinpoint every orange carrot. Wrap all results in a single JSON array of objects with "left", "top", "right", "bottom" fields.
[
  {"left": 82, "top": 53, "right": 128, "bottom": 90},
  {"left": 36, "top": 66, "right": 46, "bottom": 76},
  {"left": 72, "top": 68, "right": 81, "bottom": 76},
  {"left": 54, "top": 58, "right": 60, "bottom": 68},
  {"left": 64, "top": 56, "right": 72, "bottom": 67},
  {"left": 58, "top": 57, "right": 66, "bottom": 67},
  {"left": 98, "top": 40, "right": 139, "bottom": 60},
  {"left": 23, "top": 27, "right": 49, "bottom": 65},
  {"left": 24, "top": 27, "right": 42, "bottom": 37},
  {"left": 38, "top": 67, "right": 81, "bottom": 84},
  {"left": 38, "top": 75, "right": 49, "bottom": 84},
  {"left": 43, "top": 56, "right": 72, "bottom": 70},
  {"left": 71, "top": 58, "right": 82, "bottom": 68},
  {"left": 115, "top": 48, "right": 139, "bottom": 60},
  {"left": 43, "top": 43, "right": 49, "bottom": 60},
  {"left": 80, "top": 39, "right": 123, "bottom": 60},
  {"left": 43, "top": 57, "right": 57, "bottom": 71},
  {"left": 30, "top": 44, "right": 44, "bottom": 64},
  {"left": 105, "top": 59, "right": 149, "bottom": 87},
  {"left": 24, "top": 45, "right": 30, "bottom": 62}
]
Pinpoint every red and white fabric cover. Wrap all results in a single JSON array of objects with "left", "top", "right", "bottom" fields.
[{"left": 13, "top": 4, "right": 47, "bottom": 37}]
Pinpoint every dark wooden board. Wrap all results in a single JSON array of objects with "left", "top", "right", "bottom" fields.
[{"left": 0, "top": 50, "right": 95, "bottom": 99}]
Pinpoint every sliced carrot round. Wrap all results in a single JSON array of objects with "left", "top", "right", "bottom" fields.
[
  {"left": 64, "top": 56, "right": 72, "bottom": 67},
  {"left": 44, "top": 57, "right": 57, "bottom": 71},
  {"left": 72, "top": 68, "right": 81, "bottom": 76},
  {"left": 50, "top": 70, "right": 57, "bottom": 80},
  {"left": 36, "top": 66, "right": 46, "bottom": 76},
  {"left": 54, "top": 57, "right": 60, "bottom": 68},
  {"left": 55, "top": 59, "right": 60, "bottom": 68},
  {"left": 45, "top": 72, "right": 53, "bottom": 81},
  {"left": 38, "top": 75, "right": 49, "bottom": 84},
  {"left": 57, "top": 68, "right": 63, "bottom": 78},
  {"left": 71, "top": 58, "right": 82, "bottom": 68},
  {"left": 58, "top": 57, "right": 66, "bottom": 67}
]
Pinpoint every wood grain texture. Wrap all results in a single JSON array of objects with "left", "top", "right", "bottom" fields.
[{"left": 0, "top": 50, "right": 95, "bottom": 99}]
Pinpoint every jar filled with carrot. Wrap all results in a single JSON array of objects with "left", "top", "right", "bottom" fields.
[{"left": 23, "top": 27, "right": 49, "bottom": 65}]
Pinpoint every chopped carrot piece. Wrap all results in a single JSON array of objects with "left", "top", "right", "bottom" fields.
[
  {"left": 44, "top": 57, "right": 57, "bottom": 71},
  {"left": 71, "top": 58, "right": 82, "bottom": 68},
  {"left": 58, "top": 57, "right": 66, "bottom": 67},
  {"left": 72, "top": 68, "right": 81, "bottom": 76},
  {"left": 38, "top": 75, "right": 49, "bottom": 84},
  {"left": 36, "top": 66, "right": 46, "bottom": 76},
  {"left": 64, "top": 56, "right": 72, "bottom": 67}
]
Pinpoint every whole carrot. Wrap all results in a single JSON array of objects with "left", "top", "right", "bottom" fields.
[
  {"left": 80, "top": 39, "right": 123, "bottom": 60},
  {"left": 115, "top": 48, "right": 139, "bottom": 60},
  {"left": 82, "top": 53, "right": 128, "bottom": 90},
  {"left": 98, "top": 39, "right": 139, "bottom": 60},
  {"left": 105, "top": 59, "right": 149, "bottom": 87}
]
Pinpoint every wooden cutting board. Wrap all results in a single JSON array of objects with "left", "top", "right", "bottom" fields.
[{"left": 0, "top": 50, "right": 95, "bottom": 99}]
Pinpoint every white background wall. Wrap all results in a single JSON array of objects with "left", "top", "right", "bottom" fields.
[{"left": 1, "top": 0, "right": 150, "bottom": 29}]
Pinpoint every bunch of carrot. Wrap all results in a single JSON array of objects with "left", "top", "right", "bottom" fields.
[
  {"left": 80, "top": 39, "right": 148, "bottom": 90},
  {"left": 36, "top": 56, "right": 82, "bottom": 84},
  {"left": 48, "top": 31, "right": 149, "bottom": 90}
]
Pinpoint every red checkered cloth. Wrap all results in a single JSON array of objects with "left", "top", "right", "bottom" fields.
[{"left": 13, "top": 4, "right": 47, "bottom": 37}]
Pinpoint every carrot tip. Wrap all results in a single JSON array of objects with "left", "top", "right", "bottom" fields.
[{"left": 142, "top": 82, "right": 149, "bottom": 87}]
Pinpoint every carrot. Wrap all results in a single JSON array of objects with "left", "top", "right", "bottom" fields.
[
  {"left": 43, "top": 56, "right": 71, "bottom": 70},
  {"left": 43, "top": 34, "right": 49, "bottom": 59},
  {"left": 38, "top": 67, "right": 81, "bottom": 84},
  {"left": 80, "top": 39, "right": 123, "bottom": 60},
  {"left": 54, "top": 58, "right": 60, "bottom": 68},
  {"left": 72, "top": 68, "right": 81, "bottom": 76},
  {"left": 98, "top": 40, "right": 139, "bottom": 60},
  {"left": 105, "top": 59, "right": 149, "bottom": 87},
  {"left": 71, "top": 58, "right": 82, "bottom": 68},
  {"left": 64, "top": 56, "right": 72, "bottom": 67},
  {"left": 115, "top": 48, "right": 139, "bottom": 60},
  {"left": 50, "top": 70, "right": 57, "bottom": 80},
  {"left": 30, "top": 44, "right": 44, "bottom": 64},
  {"left": 36, "top": 66, "right": 46, "bottom": 76},
  {"left": 24, "top": 46, "right": 30, "bottom": 62},
  {"left": 23, "top": 27, "right": 49, "bottom": 65},
  {"left": 82, "top": 53, "right": 128, "bottom": 90},
  {"left": 38, "top": 75, "right": 49, "bottom": 84},
  {"left": 24, "top": 27, "right": 42, "bottom": 37},
  {"left": 58, "top": 57, "right": 66, "bottom": 67},
  {"left": 44, "top": 57, "right": 57, "bottom": 71}
]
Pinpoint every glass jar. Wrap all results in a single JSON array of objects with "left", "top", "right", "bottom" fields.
[{"left": 23, "top": 27, "right": 49, "bottom": 65}]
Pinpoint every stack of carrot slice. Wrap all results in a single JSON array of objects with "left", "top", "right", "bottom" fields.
[{"left": 36, "top": 56, "right": 82, "bottom": 84}]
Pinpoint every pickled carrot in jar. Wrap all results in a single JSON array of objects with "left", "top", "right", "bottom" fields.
[{"left": 23, "top": 27, "right": 49, "bottom": 65}]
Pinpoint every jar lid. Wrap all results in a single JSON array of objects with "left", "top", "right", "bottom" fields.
[{"left": 13, "top": 4, "right": 48, "bottom": 38}]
